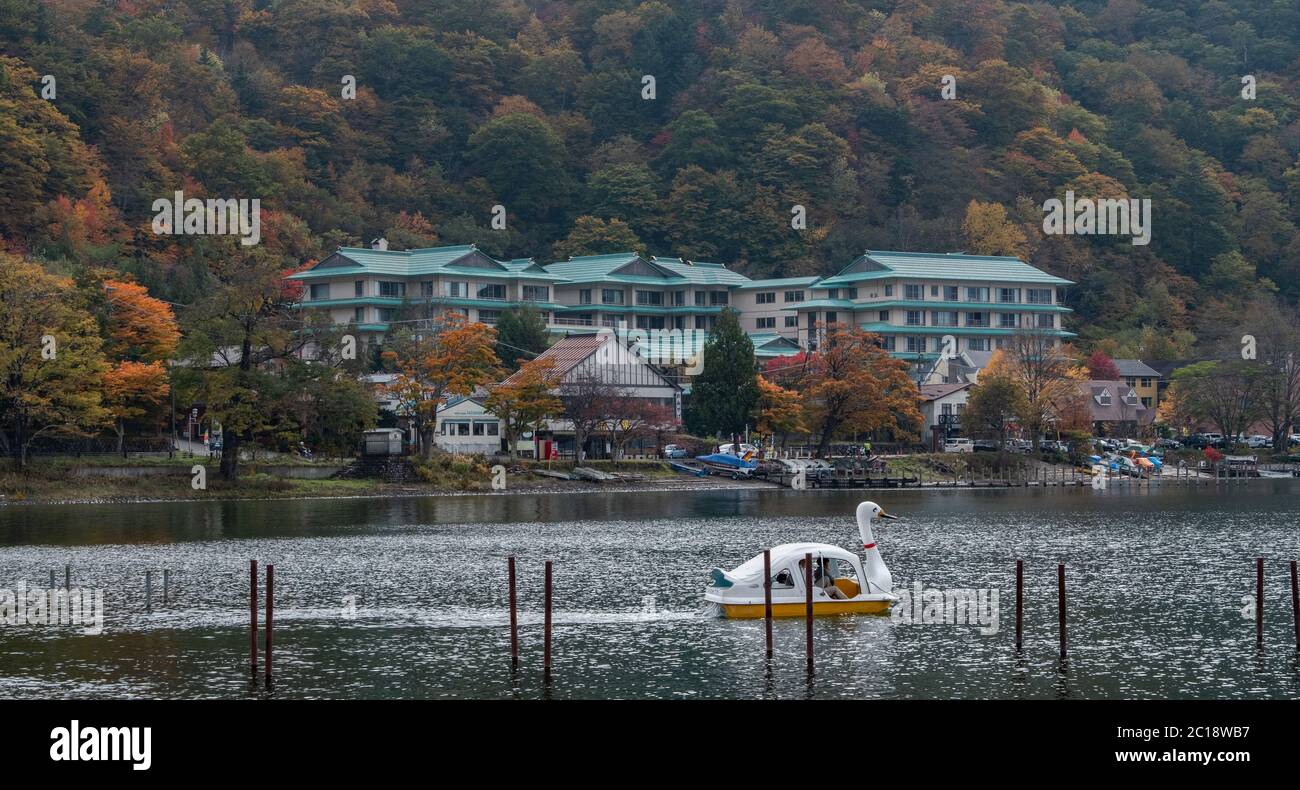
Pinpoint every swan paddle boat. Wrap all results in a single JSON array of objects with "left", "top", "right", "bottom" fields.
[{"left": 705, "top": 501, "right": 899, "bottom": 618}]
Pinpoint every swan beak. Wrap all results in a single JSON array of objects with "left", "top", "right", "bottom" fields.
[{"left": 878, "top": 511, "right": 898, "bottom": 520}]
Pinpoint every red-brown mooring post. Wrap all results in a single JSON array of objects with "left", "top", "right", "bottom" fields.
[
  {"left": 265, "top": 564, "right": 274, "bottom": 686},
  {"left": 543, "top": 560, "right": 553, "bottom": 682},
  {"left": 1057, "top": 563, "right": 1067, "bottom": 659},
  {"left": 763, "top": 549, "right": 773, "bottom": 660},
  {"left": 804, "top": 552, "right": 814, "bottom": 673},
  {"left": 1015, "top": 560, "right": 1023, "bottom": 651},
  {"left": 1256, "top": 557, "right": 1264, "bottom": 647},
  {"left": 1290, "top": 560, "right": 1299, "bottom": 651},
  {"left": 249, "top": 560, "right": 258, "bottom": 673},
  {"left": 508, "top": 555, "right": 519, "bottom": 669}
]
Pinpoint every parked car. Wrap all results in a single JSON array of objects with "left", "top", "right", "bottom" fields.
[
  {"left": 1041, "top": 440, "right": 1070, "bottom": 453},
  {"left": 1006, "top": 439, "right": 1032, "bottom": 454},
  {"left": 942, "top": 438, "right": 974, "bottom": 453},
  {"left": 972, "top": 439, "right": 1000, "bottom": 452},
  {"left": 1289, "top": 434, "right": 1300, "bottom": 447},
  {"left": 1095, "top": 438, "right": 1120, "bottom": 452},
  {"left": 661, "top": 444, "right": 687, "bottom": 459},
  {"left": 1246, "top": 435, "right": 1272, "bottom": 449},
  {"left": 1154, "top": 438, "right": 1181, "bottom": 450}
]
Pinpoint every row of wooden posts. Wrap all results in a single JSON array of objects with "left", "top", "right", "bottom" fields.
[{"left": 219, "top": 552, "right": 1297, "bottom": 688}]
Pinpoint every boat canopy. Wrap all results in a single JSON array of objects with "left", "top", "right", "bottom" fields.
[{"left": 722, "top": 542, "right": 860, "bottom": 586}]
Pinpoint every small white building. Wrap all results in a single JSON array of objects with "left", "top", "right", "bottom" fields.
[
  {"left": 918, "top": 382, "right": 972, "bottom": 448},
  {"left": 434, "top": 395, "right": 502, "bottom": 455}
]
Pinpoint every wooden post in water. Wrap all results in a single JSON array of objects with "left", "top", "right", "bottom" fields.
[
  {"left": 543, "top": 560, "right": 553, "bottom": 682},
  {"left": 1057, "top": 563, "right": 1067, "bottom": 659},
  {"left": 249, "top": 560, "right": 258, "bottom": 674},
  {"left": 163, "top": 569, "right": 170, "bottom": 604},
  {"left": 265, "top": 564, "right": 274, "bottom": 686},
  {"left": 49, "top": 570, "right": 55, "bottom": 589},
  {"left": 763, "top": 549, "right": 773, "bottom": 659},
  {"left": 1290, "top": 560, "right": 1299, "bottom": 652},
  {"left": 507, "top": 555, "right": 518, "bottom": 669},
  {"left": 65, "top": 564, "right": 70, "bottom": 591},
  {"left": 1256, "top": 557, "right": 1264, "bottom": 647},
  {"left": 804, "top": 552, "right": 814, "bottom": 673},
  {"left": 1015, "top": 560, "right": 1023, "bottom": 651},
  {"left": 145, "top": 570, "right": 152, "bottom": 614}
]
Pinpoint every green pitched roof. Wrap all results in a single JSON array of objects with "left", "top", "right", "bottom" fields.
[
  {"left": 541, "top": 253, "right": 748, "bottom": 286},
  {"left": 819, "top": 250, "right": 1073, "bottom": 287},
  {"left": 289, "top": 245, "right": 566, "bottom": 281}
]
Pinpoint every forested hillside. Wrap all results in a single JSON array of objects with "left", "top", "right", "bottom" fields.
[{"left": 2, "top": 0, "right": 1299, "bottom": 357}]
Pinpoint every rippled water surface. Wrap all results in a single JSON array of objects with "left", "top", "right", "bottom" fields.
[{"left": 2, "top": 483, "right": 1299, "bottom": 699}]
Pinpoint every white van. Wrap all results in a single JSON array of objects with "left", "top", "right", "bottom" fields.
[{"left": 942, "top": 438, "right": 974, "bottom": 453}]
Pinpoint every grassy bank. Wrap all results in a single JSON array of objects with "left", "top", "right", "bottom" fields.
[{"left": 0, "top": 457, "right": 727, "bottom": 505}]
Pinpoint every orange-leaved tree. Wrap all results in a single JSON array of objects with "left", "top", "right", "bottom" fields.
[
  {"left": 485, "top": 356, "right": 563, "bottom": 460},
  {"left": 100, "top": 279, "right": 180, "bottom": 452},
  {"left": 795, "top": 323, "right": 920, "bottom": 457},
  {"left": 755, "top": 374, "right": 804, "bottom": 448},
  {"left": 386, "top": 312, "right": 501, "bottom": 459}
]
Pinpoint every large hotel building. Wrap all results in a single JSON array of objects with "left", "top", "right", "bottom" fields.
[{"left": 289, "top": 243, "right": 1074, "bottom": 368}]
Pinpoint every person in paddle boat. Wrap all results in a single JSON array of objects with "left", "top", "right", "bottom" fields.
[{"left": 704, "top": 501, "right": 900, "bottom": 618}]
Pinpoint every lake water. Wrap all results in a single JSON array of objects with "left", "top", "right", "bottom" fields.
[{"left": 1, "top": 483, "right": 1299, "bottom": 699}]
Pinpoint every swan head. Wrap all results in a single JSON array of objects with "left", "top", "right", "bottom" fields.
[{"left": 856, "top": 501, "right": 897, "bottom": 524}]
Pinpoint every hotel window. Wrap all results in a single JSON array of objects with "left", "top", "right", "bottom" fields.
[
  {"left": 445, "top": 281, "right": 467, "bottom": 298},
  {"left": 879, "top": 336, "right": 896, "bottom": 351},
  {"left": 309, "top": 283, "right": 330, "bottom": 300},
  {"left": 1141, "top": 397, "right": 1153, "bottom": 408},
  {"left": 930, "top": 286, "right": 939, "bottom": 297},
  {"left": 756, "top": 317, "right": 776, "bottom": 329},
  {"left": 847, "top": 288, "right": 858, "bottom": 299},
  {"left": 1026, "top": 288, "right": 1053, "bottom": 304},
  {"left": 784, "top": 291, "right": 804, "bottom": 303},
  {"left": 354, "top": 307, "right": 365, "bottom": 322},
  {"left": 601, "top": 315, "right": 620, "bottom": 328},
  {"left": 879, "top": 310, "right": 890, "bottom": 322},
  {"left": 695, "top": 315, "right": 710, "bottom": 329},
  {"left": 522, "top": 285, "right": 549, "bottom": 302},
  {"left": 472, "top": 422, "right": 486, "bottom": 436},
  {"left": 635, "top": 315, "right": 665, "bottom": 329},
  {"left": 904, "top": 284, "right": 922, "bottom": 300},
  {"left": 968, "top": 338, "right": 989, "bottom": 351},
  {"left": 966, "top": 312, "right": 988, "bottom": 327},
  {"left": 997, "top": 288, "right": 1020, "bottom": 303},
  {"left": 579, "top": 289, "right": 592, "bottom": 305},
  {"left": 710, "top": 291, "right": 729, "bottom": 306},
  {"left": 378, "top": 281, "right": 405, "bottom": 297},
  {"left": 905, "top": 310, "right": 924, "bottom": 326},
  {"left": 1036, "top": 313, "right": 1054, "bottom": 329},
  {"left": 478, "top": 309, "right": 501, "bottom": 324},
  {"left": 1125, "top": 377, "right": 1137, "bottom": 387},
  {"left": 825, "top": 312, "right": 838, "bottom": 324},
  {"left": 906, "top": 336, "right": 926, "bottom": 353},
  {"left": 1140, "top": 377, "right": 1153, "bottom": 388},
  {"left": 756, "top": 291, "right": 775, "bottom": 304},
  {"left": 932, "top": 311, "right": 959, "bottom": 327},
  {"left": 355, "top": 281, "right": 365, "bottom": 297},
  {"left": 784, "top": 315, "right": 798, "bottom": 328},
  {"left": 884, "top": 285, "right": 894, "bottom": 297},
  {"left": 602, "top": 289, "right": 625, "bottom": 305},
  {"left": 477, "top": 283, "right": 506, "bottom": 300},
  {"left": 674, "top": 316, "right": 686, "bottom": 330},
  {"left": 635, "top": 290, "right": 663, "bottom": 306},
  {"left": 999, "top": 313, "right": 1019, "bottom": 328},
  {"left": 695, "top": 291, "right": 707, "bottom": 306},
  {"left": 673, "top": 291, "right": 686, "bottom": 306},
  {"left": 944, "top": 286, "right": 959, "bottom": 302},
  {"left": 377, "top": 308, "right": 397, "bottom": 322},
  {"left": 966, "top": 287, "right": 989, "bottom": 302},
  {"left": 421, "top": 281, "right": 434, "bottom": 297}
]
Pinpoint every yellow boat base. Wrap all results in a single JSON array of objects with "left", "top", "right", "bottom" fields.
[{"left": 721, "top": 599, "right": 892, "bottom": 618}]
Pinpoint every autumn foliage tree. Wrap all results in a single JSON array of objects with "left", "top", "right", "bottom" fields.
[
  {"left": 386, "top": 311, "right": 501, "bottom": 459},
  {"left": 0, "top": 256, "right": 108, "bottom": 469},
  {"left": 793, "top": 324, "right": 920, "bottom": 457},
  {"left": 485, "top": 356, "right": 562, "bottom": 460},
  {"left": 98, "top": 279, "right": 180, "bottom": 452},
  {"left": 754, "top": 374, "right": 804, "bottom": 448}
]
